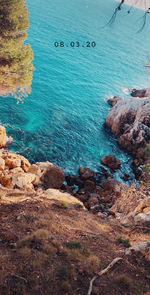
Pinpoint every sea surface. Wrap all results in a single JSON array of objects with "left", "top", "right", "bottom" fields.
[{"left": 1, "top": 0, "right": 150, "bottom": 180}]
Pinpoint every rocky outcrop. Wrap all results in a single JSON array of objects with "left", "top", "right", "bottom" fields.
[
  {"left": 0, "top": 150, "right": 65, "bottom": 191},
  {"left": 0, "top": 126, "right": 7, "bottom": 147},
  {"left": 125, "top": 241, "right": 150, "bottom": 256},
  {"left": 4, "top": 152, "right": 31, "bottom": 172},
  {"left": 101, "top": 154, "right": 121, "bottom": 170},
  {"left": 108, "top": 96, "right": 122, "bottom": 106},
  {"left": 106, "top": 96, "right": 150, "bottom": 162},
  {"left": 109, "top": 184, "right": 150, "bottom": 226},
  {"left": 131, "top": 88, "right": 150, "bottom": 98}
]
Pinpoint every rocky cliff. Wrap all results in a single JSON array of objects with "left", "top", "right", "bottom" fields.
[{"left": 106, "top": 95, "right": 150, "bottom": 165}]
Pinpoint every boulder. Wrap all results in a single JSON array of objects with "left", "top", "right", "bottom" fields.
[
  {"left": 4, "top": 152, "right": 30, "bottom": 172},
  {"left": 101, "top": 154, "right": 121, "bottom": 170},
  {"left": 134, "top": 211, "right": 150, "bottom": 226},
  {"left": 131, "top": 88, "right": 150, "bottom": 98},
  {"left": 28, "top": 164, "right": 41, "bottom": 175},
  {"left": 134, "top": 197, "right": 150, "bottom": 215},
  {"left": 65, "top": 175, "right": 78, "bottom": 186},
  {"left": 11, "top": 172, "right": 36, "bottom": 190},
  {"left": 125, "top": 241, "right": 150, "bottom": 255},
  {"left": 86, "top": 193, "right": 100, "bottom": 208},
  {"left": 0, "top": 126, "right": 7, "bottom": 147},
  {"left": 102, "top": 177, "right": 120, "bottom": 192},
  {"left": 108, "top": 96, "right": 122, "bottom": 106},
  {"left": 84, "top": 179, "right": 96, "bottom": 192},
  {"left": 0, "top": 158, "right": 5, "bottom": 170},
  {"left": 42, "top": 165, "right": 65, "bottom": 189},
  {"left": 0, "top": 174, "right": 12, "bottom": 188},
  {"left": 28, "top": 164, "right": 41, "bottom": 185},
  {"left": 35, "top": 161, "right": 53, "bottom": 173},
  {"left": 78, "top": 167, "right": 95, "bottom": 180}
]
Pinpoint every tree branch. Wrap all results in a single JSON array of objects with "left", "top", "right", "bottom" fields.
[{"left": 87, "top": 257, "right": 123, "bottom": 295}]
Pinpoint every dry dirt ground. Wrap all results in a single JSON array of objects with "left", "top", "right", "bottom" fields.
[{"left": 0, "top": 191, "right": 149, "bottom": 295}]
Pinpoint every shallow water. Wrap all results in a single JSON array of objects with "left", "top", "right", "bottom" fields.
[{"left": 1, "top": 0, "right": 150, "bottom": 180}]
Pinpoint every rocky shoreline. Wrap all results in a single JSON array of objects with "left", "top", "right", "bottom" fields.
[
  {"left": 0, "top": 87, "right": 149, "bottom": 225},
  {"left": 0, "top": 89, "right": 149, "bottom": 295}
]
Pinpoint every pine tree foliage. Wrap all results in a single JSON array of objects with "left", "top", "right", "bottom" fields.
[{"left": 0, "top": 0, "right": 34, "bottom": 98}]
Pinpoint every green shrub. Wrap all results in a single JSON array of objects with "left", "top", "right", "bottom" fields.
[
  {"left": 117, "top": 237, "right": 131, "bottom": 248},
  {"left": 65, "top": 241, "right": 82, "bottom": 249}
]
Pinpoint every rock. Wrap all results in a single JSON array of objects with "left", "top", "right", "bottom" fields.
[
  {"left": 28, "top": 164, "right": 41, "bottom": 186},
  {"left": 101, "top": 194, "right": 112, "bottom": 203},
  {"left": 28, "top": 164, "right": 41, "bottom": 175},
  {"left": 108, "top": 96, "right": 122, "bottom": 106},
  {"left": 44, "top": 189, "right": 85, "bottom": 208},
  {"left": 95, "top": 186, "right": 103, "bottom": 195},
  {"left": 6, "top": 136, "right": 13, "bottom": 145},
  {"left": 86, "top": 193, "right": 99, "bottom": 208},
  {"left": 134, "top": 197, "right": 150, "bottom": 215},
  {"left": 102, "top": 177, "right": 120, "bottom": 192},
  {"left": 0, "top": 158, "right": 5, "bottom": 170},
  {"left": 131, "top": 88, "right": 150, "bottom": 98},
  {"left": 106, "top": 97, "right": 150, "bottom": 159},
  {"left": 97, "top": 212, "right": 106, "bottom": 218},
  {"left": 0, "top": 126, "right": 7, "bottom": 147},
  {"left": 109, "top": 184, "right": 150, "bottom": 224},
  {"left": 75, "top": 179, "right": 84, "bottom": 189},
  {"left": 4, "top": 152, "right": 31, "bottom": 172},
  {"left": 125, "top": 241, "right": 150, "bottom": 255},
  {"left": 0, "top": 174, "right": 12, "bottom": 188},
  {"left": 78, "top": 167, "right": 95, "bottom": 180},
  {"left": 42, "top": 165, "right": 65, "bottom": 189},
  {"left": 5, "top": 155, "right": 21, "bottom": 169},
  {"left": 11, "top": 172, "right": 36, "bottom": 190},
  {"left": 35, "top": 161, "right": 53, "bottom": 173},
  {"left": 121, "top": 212, "right": 135, "bottom": 226},
  {"left": 101, "top": 154, "right": 121, "bottom": 170},
  {"left": 84, "top": 180, "right": 96, "bottom": 192},
  {"left": 65, "top": 175, "right": 78, "bottom": 186},
  {"left": 134, "top": 211, "right": 150, "bottom": 226},
  {"left": 9, "top": 167, "right": 24, "bottom": 174}
]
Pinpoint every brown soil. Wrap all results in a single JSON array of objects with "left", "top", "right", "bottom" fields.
[{"left": 0, "top": 196, "right": 149, "bottom": 295}]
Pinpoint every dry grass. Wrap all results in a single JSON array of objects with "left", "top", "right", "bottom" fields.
[{"left": 0, "top": 199, "right": 149, "bottom": 295}]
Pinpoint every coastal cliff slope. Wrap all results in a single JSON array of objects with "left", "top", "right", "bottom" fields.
[{"left": 0, "top": 126, "right": 149, "bottom": 295}]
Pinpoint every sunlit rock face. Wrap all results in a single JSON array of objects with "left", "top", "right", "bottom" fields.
[
  {"left": 0, "top": 0, "right": 34, "bottom": 100},
  {"left": 106, "top": 96, "right": 150, "bottom": 161}
]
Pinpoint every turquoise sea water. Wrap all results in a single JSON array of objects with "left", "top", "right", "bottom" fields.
[{"left": 1, "top": 0, "right": 150, "bottom": 180}]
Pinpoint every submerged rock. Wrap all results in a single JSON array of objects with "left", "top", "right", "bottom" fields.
[
  {"left": 101, "top": 154, "right": 121, "bottom": 170},
  {"left": 78, "top": 167, "right": 95, "bottom": 180}
]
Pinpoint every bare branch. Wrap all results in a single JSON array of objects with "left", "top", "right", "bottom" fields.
[{"left": 87, "top": 257, "right": 123, "bottom": 295}]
